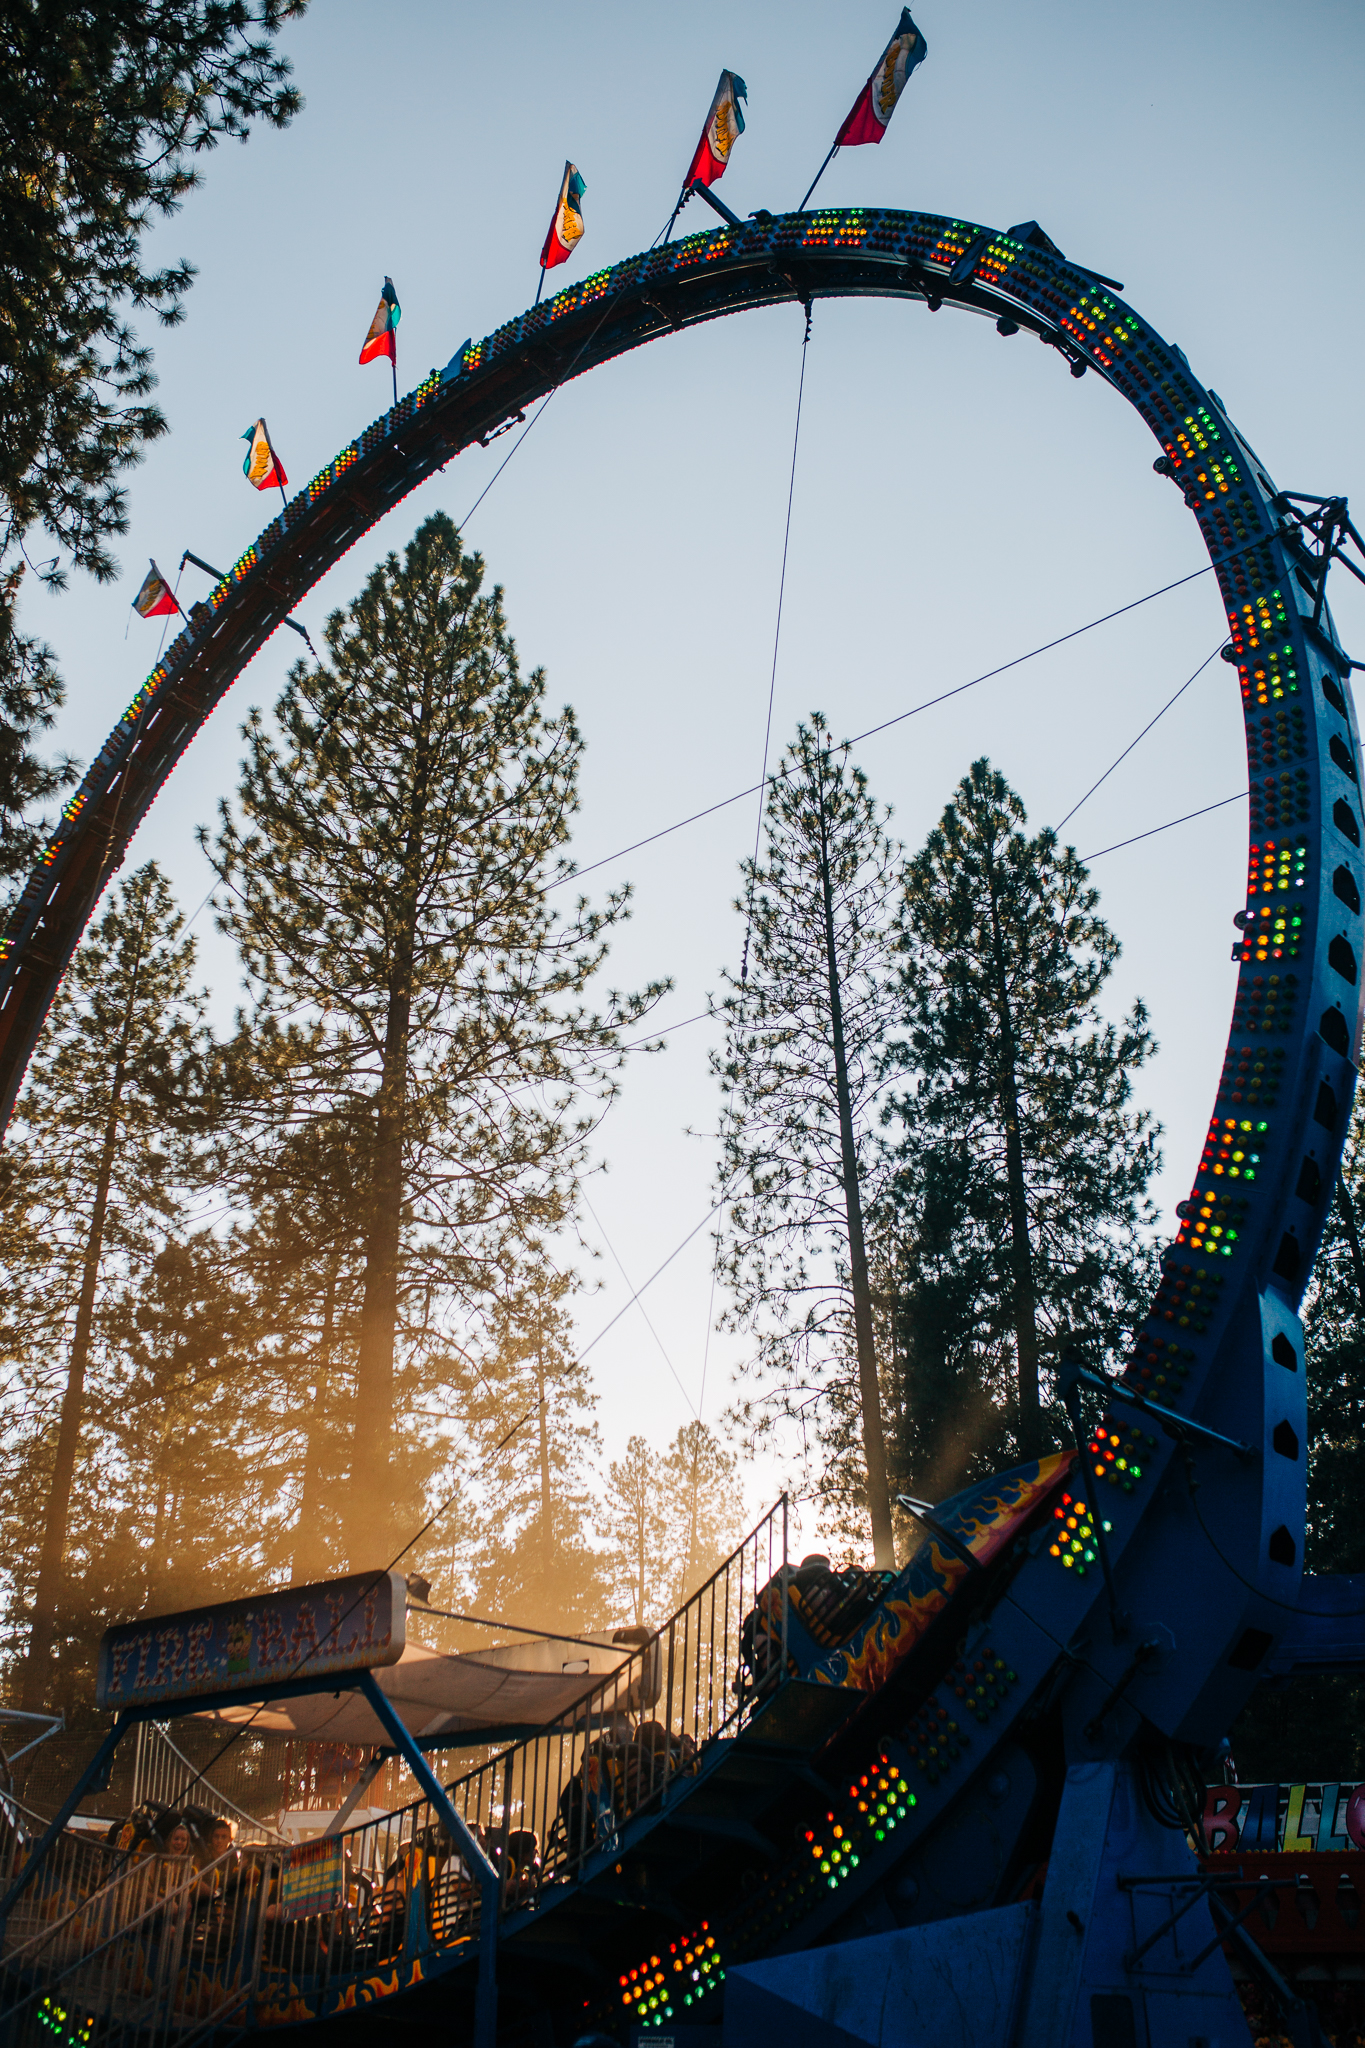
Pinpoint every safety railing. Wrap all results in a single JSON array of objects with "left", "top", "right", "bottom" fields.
[
  {"left": 1, "top": 1793, "right": 123, "bottom": 1951},
  {"left": 243, "top": 1497, "right": 789, "bottom": 2017},
  {"left": 124, "top": 1723, "right": 278, "bottom": 1843},
  {"left": 0, "top": 1499, "right": 789, "bottom": 2037},
  {"left": 437, "top": 1491, "right": 790, "bottom": 1905},
  {"left": 0, "top": 1842, "right": 270, "bottom": 2048}
]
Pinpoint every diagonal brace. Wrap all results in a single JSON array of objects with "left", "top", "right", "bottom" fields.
[
  {"left": 1062, "top": 1360, "right": 1258, "bottom": 1461},
  {"left": 359, "top": 1673, "right": 500, "bottom": 2048}
]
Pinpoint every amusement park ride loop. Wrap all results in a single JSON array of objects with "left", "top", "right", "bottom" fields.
[{"left": 2, "top": 205, "right": 1364, "bottom": 2044}]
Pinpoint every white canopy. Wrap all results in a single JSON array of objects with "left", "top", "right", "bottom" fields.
[{"left": 191, "top": 1628, "right": 660, "bottom": 1748}]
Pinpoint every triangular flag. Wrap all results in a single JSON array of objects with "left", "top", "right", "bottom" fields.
[
  {"left": 131, "top": 560, "right": 180, "bottom": 619},
  {"left": 242, "top": 419, "right": 288, "bottom": 492},
  {"left": 685, "top": 71, "right": 747, "bottom": 188},
  {"left": 360, "top": 278, "right": 401, "bottom": 365}
]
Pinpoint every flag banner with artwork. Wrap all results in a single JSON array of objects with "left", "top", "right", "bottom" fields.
[
  {"left": 359, "top": 277, "right": 400, "bottom": 365},
  {"left": 131, "top": 560, "right": 180, "bottom": 620},
  {"left": 540, "top": 162, "right": 586, "bottom": 271},
  {"left": 685, "top": 70, "right": 747, "bottom": 188},
  {"left": 835, "top": 9, "right": 927, "bottom": 147},
  {"left": 242, "top": 418, "right": 288, "bottom": 492}
]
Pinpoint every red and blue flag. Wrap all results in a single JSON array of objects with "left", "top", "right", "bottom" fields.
[
  {"left": 835, "top": 10, "right": 927, "bottom": 147},
  {"left": 540, "top": 163, "right": 586, "bottom": 271},
  {"left": 685, "top": 71, "right": 747, "bottom": 188},
  {"left": 131, "top": 561, "right": 180, "bottom": 620},
  {"left": 360, "top": 278, "right": 401, "bottom": 366}
]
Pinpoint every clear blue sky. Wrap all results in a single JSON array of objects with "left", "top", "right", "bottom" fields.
[{"left": 22, "top": 0, "right": 1365, "bottom": 1550}]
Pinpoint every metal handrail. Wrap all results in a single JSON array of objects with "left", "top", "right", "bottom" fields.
[
  {"left": 0, "top": 1843, "right": 266, "bottom": 2046},
  {"left": 437, "top": 1493, "right": 790, "bottom": 1907},
  {"left": 299, "top": 1496, "right": 790, "bottom": 1965},
  {"left": 0, "top": 1500, "right": 790, "bottom": 2045}
]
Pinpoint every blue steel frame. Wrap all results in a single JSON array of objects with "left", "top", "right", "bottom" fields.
[{"left": 1, "top": 207, "right": 1361, "bottom": 2038}]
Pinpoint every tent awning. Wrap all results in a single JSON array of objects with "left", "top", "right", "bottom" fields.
[{"left": 191, "top": 1629, "right": 660, "bottom": 1748}]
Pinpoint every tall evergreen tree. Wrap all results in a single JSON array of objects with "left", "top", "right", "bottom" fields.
[
  {"left": 604, "top": 1434, "right": 668, "bottom": 1629},
  {"left": 663, "top": 1420, "right": 741, "bottom": 1608},
  {"left": 463, "top": 1269, "right": 608, "bottom": 1635},
  {"left": 0, "top": 569, "right": 76, "bottom": 896},
  {"left": 0, "top": 862, "right": 208, "bottom": 1707},
  {"left": 220, "top": 1109, "right": 372, "bottom": 1583},
  {"left": 886, "top": 759, "right": 1160, "bottom": 1474},
  {"left": 208, "top": 514, "right": 664, "bottom": 1566},
  {"left": 1, "top": 0, "right": 304, "bottom": 585},
  {"left": 713, "top": 719, "right": 900, "bottom": 1566},
  {"left": 602, "top": 1421, "right": 742, "bottom": 1627},
  {"left": 0, "top": 2, "right": 305, "bottom": 886},
  {"left": 108, "top": 1232, "right": 265, "bottom": 1614},
  {"left": 1302, "top": 1139, "right": 1365, "bottom": 1578}
]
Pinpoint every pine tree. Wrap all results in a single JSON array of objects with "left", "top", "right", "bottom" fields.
[
  {"left": 463, "top": 1269, "right": 608, "bottom": 1635},
  {"left": 0, "top": 861, "right": 208, "bottom": 1707},
  {"left": 222, "top": 1109, "right": 372, "bottom": 1584},
  {"left": 713, "top": 718, "right": 900, "bottom": 1566},
  {"left": 0, "top": 0, "right": 303, "bottom": 586},
  {"left": 207, "top": 513, "right": 664, "bottom": 1565},
  {"left": 1302, "top": 1149, "right": 1365, "bottom": 1578},
  {"left": 0, "top": 3, "right": 304, "bottom": 871},
  {"left": 604, "top": 1435, "right": 668, "bottom": 1629},
  {"left": 887, "top": 759, "right": 1160, "bottom": 1470},
  {"left": 661, "top": 1420, "right": 741, "bottom": 1607},
  {"left": 879, "top": 1212, "right": 1015, "bottom": 1509},
  {"left": 107, "top": 1232, "right": 263, "bottom": 1614},
  {"left": 0, "top": 568, "right": 76, "bottom": 896}
]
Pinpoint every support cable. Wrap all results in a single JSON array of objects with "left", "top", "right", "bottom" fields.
[
  {"left": 1055, "top": 643, "right": 1224, "bottom": 832},
  {"left": 740, "top": 301, "right": 812, "bottom": 984},
  {"left": 551, "top": 557, "right": 1233, "bottom": 894},
  {"left": 1078, "top": 790, "right": 1246, "bottom": 863},
  {"left": 579, "top": 1186, "right": 697, "bottom": 1413},
  {"left": 687, "top": 305, "right": 814, "bottom": 1554}
]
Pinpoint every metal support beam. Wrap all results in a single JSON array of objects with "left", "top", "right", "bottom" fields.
[
  {"left": 323, "top": 1748, "right": 388, "bottom": 1835},
  {"left": 0, "top": 1705, "right": 64, "bottom": 1766},
  {"left": 689, "top": 179, "right": 744, "bottom": 229},
  {"left": 358, "top": 1672, "right": 500, "bottom": 2048},
  {"left": 1061, "top": 1358, "right": 1258, "bottom": 1461},
  {"left": 897, "top": 1494, "right": 986, "bottom": 1576}
]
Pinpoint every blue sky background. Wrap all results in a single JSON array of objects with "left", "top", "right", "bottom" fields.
[{"left": 19, "top": 0, "right": 1365, "bottom": 1550}]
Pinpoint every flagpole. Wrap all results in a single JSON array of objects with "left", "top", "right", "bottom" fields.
[
  {"left": 264, "top": 425, "right": 287, "bottom": 511},
  {"left": 391, "top": 352, "right": 398, "bottom": 408},
  {"left": 535, "top": 267, "right": 547, "bottom": 307},
  {"left": 155, "top": 566, "right": 186, "bottom": 660},
  {"left": 663, "top": 182, "right": 691, "bottom": 243},
  {"left": 799, "top": 141, "right": 840, "bottom": 212}
]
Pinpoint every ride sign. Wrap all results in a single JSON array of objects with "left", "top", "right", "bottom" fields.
[{"left": 95, "top": 1570, "right": 407, "bottom": 1710}]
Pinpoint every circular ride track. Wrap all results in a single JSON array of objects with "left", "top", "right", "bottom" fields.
[{"left": 1, "top": 204, "right": 1361, "bottom": 1761}]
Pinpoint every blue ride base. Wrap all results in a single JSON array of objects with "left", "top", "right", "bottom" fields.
[{"left": 723, "top": 1764, "right": 1258, "bottom": 2048}]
